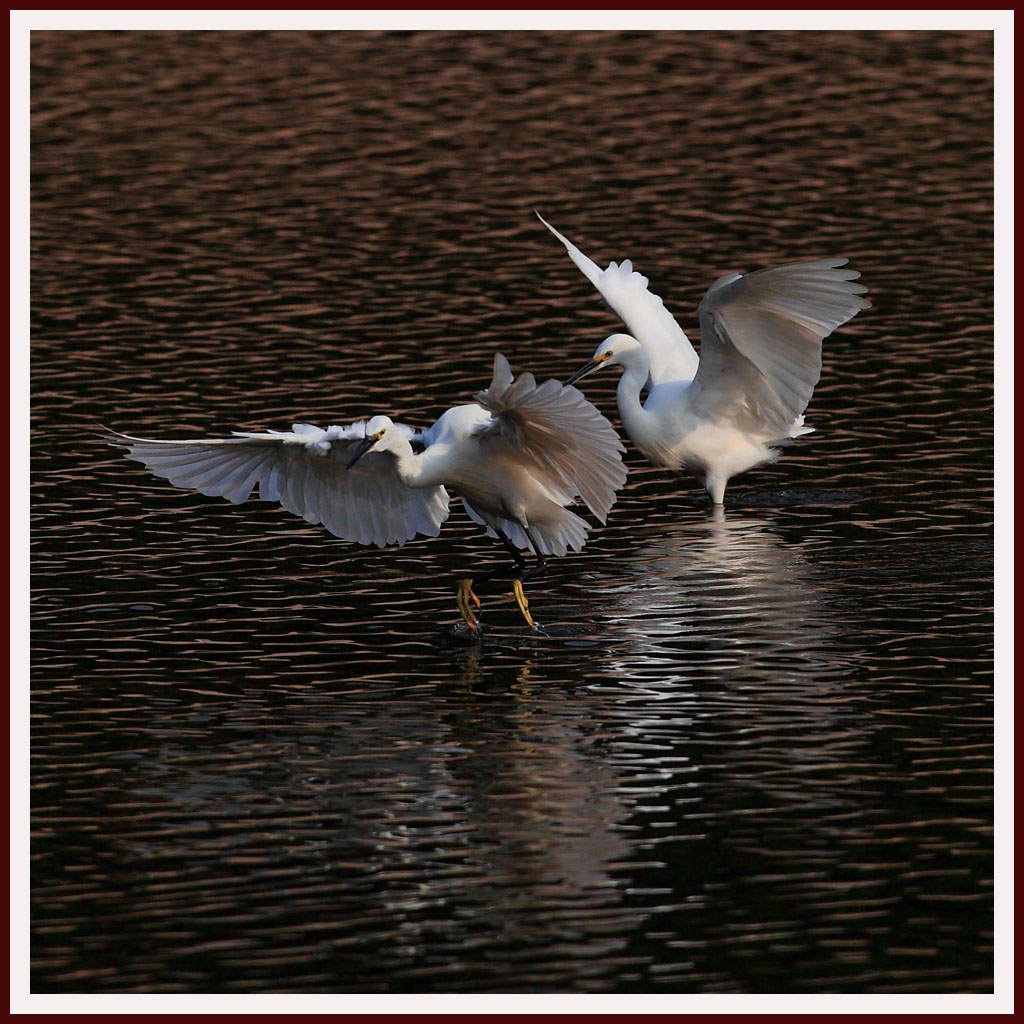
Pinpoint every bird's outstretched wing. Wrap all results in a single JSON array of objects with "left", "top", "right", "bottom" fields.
[
  {"left": 102, "top": 421, "right": 450, "bottom": 547},
  {"left": 690, "top": 258, "right": 870, "bottom": 439},
  {"left": 537, "top": 213, "right": 699, "bottom": 385},
  {"left": 473, "top": 353, "right": 627, "bottom": 523}
]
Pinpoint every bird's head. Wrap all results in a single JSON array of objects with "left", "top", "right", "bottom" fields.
[
  {"left": 346, "top": 415, "right": 397, "bottom": 469},
  {"left": 565, "top": 334, "right": 643, "bottom": 387}
]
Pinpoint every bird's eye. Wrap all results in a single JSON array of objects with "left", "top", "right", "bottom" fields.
[{"left": 375, "top": 431, "right": 385, "bottom": 440}]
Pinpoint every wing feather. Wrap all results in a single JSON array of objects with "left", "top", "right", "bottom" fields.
[
  {"left": 102, "top": 422, "right": 450, "bottom": 548},
  {"left": 538, "top": 213, "right": 699, "bottom": 385},
  {"left": 474, "top": 353, "right": 627, "bottom": 524},
  {"left": 691, "top": 257, "right": 870, "bottom": 438}
]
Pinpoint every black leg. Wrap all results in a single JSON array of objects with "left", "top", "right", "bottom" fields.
[
  {"left": 521, "top": 527, "right": 548, "bottom": 582},
  {"left": 495, "top": 527, "right": 527, "bottom": 575},
  {"left": 465, "top": 526, "right": 526, "bottom": 589}
]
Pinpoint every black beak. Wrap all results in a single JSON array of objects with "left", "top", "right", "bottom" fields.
[
  {"left": 564, "top": 359, "right": 602, "bottom": 388},
  {"left": 346, "top": 436, "right": 378, "bottom": 470}
]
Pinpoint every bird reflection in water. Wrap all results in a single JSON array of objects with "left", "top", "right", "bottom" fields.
[
  {"left": 598, "top": 507, "right": 868, "bottom": 817},
  {"left": 363, "top": 654, "right": 663, "bottom": 975}
]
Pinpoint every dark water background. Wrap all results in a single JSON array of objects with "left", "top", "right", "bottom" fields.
[{"left": 30, "top": 31, "right": 994, "bottom": 993}]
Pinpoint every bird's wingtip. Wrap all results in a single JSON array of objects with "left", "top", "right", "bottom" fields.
[
  {"left": 535, "top": 209, "right": 566, "bottom": 237},
  {"left": 95, "top": 425, "right": 129, "bottom": 445},
  {"left": 491, "top": 351, "right": 513, "bottom": 381}
]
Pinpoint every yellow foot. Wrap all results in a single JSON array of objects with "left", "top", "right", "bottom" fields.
[
  {"left": 512, "top": 577, "right": 536, "bottom": 630},
  {"left": 456, "top": 578, "right": 481, "bottom": 631}
]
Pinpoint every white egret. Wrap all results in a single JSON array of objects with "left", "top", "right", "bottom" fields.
[
  {"left": 540, "top": 215, "right": 869, "bottom": 505},
  {"left": 103, "top": 354, "right": 626, "bottom": 633}
]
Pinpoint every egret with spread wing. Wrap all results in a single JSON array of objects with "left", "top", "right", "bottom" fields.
[
  {"left": 104, "top": 353, "right": 627, "bottom": 633},
  {"left": 539, "top": 214, "right": 869, "bottom": 505}
]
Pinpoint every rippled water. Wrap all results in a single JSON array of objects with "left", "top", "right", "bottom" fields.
[{"left": 30, "top": 30, "right": 993, "bottom": 993}]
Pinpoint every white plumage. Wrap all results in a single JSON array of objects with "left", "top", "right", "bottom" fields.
[
  {"left": 105, "top": 353, "right": 627, "bottom": 631},
  {"left": 540, "top": 215, "right": 869, "bottom": 504},
  {"left": 106, "top": 420, "right": 448, "bottom": 548}
]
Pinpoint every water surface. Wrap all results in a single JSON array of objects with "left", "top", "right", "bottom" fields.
[{"left": 31, "top": 30, "right": 993, "bottom": 993}]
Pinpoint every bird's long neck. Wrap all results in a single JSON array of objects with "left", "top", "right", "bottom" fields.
[
  {"left": 384, "top": 436, "right": 429, "bottom": 488},
  {"left": 616, "top": 348, "right": 657, "bottom": 447}
]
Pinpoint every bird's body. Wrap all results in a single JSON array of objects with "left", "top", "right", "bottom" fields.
[
  {"left": 590, "top": 334, "right": 804, "bottom": 504},
  {"left": 105, "top": 353, "right": 627, "bottom": 631},
  {"left": 381, "top": 401, "right": 596, "bottom": 557},
  {"left": 541, "top": 215, "right": 869, "bottom": 504}
]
